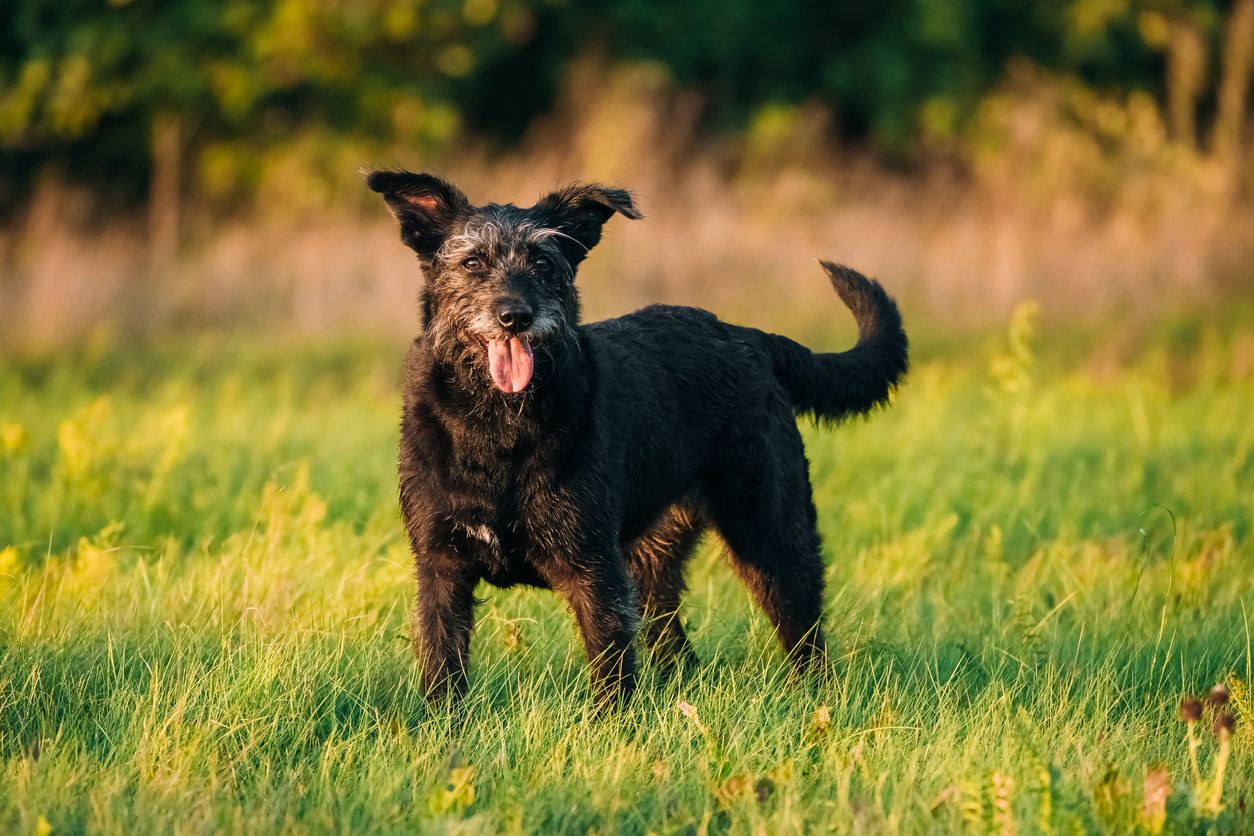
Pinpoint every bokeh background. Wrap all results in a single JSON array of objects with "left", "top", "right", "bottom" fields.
[
  {"left": 3, "top": 0, "right": 1254, "bottom": 348},
  {"left": 5, "top": 5, "right": 1254, "bottom": 831}
]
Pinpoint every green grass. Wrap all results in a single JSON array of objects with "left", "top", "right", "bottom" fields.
[{"left": 2, "top": 310, "right": 1253, "bottom": 833}]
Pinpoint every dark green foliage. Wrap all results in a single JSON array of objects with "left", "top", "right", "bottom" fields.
[{"left": 0, "top": 0, "right": 1238, "bottom": 212}]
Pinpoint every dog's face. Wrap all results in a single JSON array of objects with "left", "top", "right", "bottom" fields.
[{"left": 367, "top": 171, "right": 640, "bottom": 394}]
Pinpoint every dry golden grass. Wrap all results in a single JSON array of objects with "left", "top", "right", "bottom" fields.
[{"left": 3, "top": 60, "right": 1253, "bottom": 350}]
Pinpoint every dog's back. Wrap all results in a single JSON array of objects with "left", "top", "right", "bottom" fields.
[
  {"left": 585, "top": 260, "right": 906, "bottom": 431},
  {"left": 580, "top": 261, "right": 906, "bottom": 545}
]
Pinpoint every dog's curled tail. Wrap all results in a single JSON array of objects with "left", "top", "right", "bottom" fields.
[{"left": 765, "top": 261, "right": 908, "bottom": 421}]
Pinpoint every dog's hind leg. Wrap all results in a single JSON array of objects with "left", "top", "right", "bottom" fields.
[
  {"left": 626, "top": 505, "right": 705, "bottom": 673},
  {"left": 706, "top": 423, "right": 828, "bottom": 671}
]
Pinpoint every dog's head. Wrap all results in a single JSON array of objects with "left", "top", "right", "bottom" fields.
[{"left": 367, "top": 171, "right": 640, "bottom": 394}]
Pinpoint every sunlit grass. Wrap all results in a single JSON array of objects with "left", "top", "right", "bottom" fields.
[{"left": 2, "top": 312, "right": 1253, "bottom": 833}]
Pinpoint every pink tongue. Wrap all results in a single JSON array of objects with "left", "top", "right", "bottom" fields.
[{"left": 486, "top": 336, "right": 534, "bottom": 393}]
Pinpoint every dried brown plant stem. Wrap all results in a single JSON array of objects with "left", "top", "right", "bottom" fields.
[
  {"left": 1186, "top": 719, "right": 1203, "bottom": 787},
  {"left": 1203, "top": 722, "right": 1232, "bottom": 817}
]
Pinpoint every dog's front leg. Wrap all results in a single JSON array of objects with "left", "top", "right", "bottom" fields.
[
  {"left": 542, "top": 556, "right": 640, "bottom": 705},
  {"left": 414, "top": 554, "right": 479, "bottom": 700}
]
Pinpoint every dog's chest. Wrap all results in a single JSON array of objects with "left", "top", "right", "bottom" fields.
[
  {"left": 446, "top": 470, "right": 570, "bottom": 588},
  {"left": 453, "top": 518, "right": 500, "bottom": 550},
  {"left": 420, "top": 396, "right": 584, "bottom": 586}
]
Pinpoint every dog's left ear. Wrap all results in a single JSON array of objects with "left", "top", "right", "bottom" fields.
[
  {"left": 533, "top": 183, "right": 642, "bottom": 269},
  {"left": 365, "top": 170, "right": 471, "bottom": 260}
]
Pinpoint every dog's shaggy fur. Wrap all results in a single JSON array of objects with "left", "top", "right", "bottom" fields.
[{"left": 366, "top": 171, "right": 908, "bottom": 702}]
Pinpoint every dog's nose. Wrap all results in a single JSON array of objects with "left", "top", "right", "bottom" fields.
[{"left": 496, "top": 300, "right": 534, "bottom": 334}]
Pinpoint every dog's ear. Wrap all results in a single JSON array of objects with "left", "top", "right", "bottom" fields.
[
  {"left": 532, "top": 183, "right": 642, "bottom": 269},
  {"left": 365, "top": 170, "right": 471, "bottom": 259}
]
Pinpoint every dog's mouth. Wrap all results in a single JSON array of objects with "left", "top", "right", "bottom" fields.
[{"left": 484, "top": 335, "right": 534, "bottom": 393}]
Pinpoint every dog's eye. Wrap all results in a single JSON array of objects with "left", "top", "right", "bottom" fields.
[
  {"left": 462, "top": 256, "right": 483, "bottom": 272},
  {"left": 534, "top": 255, "right": 550, "bottom": 271}
]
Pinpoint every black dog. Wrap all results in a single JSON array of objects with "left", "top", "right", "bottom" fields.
[{"left": 366, "top": 171, "right": 907, "bottom": 703}]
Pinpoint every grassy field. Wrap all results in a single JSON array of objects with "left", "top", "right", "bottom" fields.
[{"left": 1, "top": 307, "right": 1253, "bottom": 833}]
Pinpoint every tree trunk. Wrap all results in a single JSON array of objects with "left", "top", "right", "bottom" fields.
[
  {"left": 149, "top": 111, "right": 181, "bottom": 269},
  {"left": 1214, "top": 0, "right": 1254, "bottom": 162},
  {"left": 1166, "top": 18, "right": 1206, "bottom": 150}
]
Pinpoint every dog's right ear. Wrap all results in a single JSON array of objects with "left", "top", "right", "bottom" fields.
[
  {"left": 532, "top": 183, "right": 642, "bottom": 270},
  {"left": 365, "top": 170, "right": 471, "bottom": 259}
]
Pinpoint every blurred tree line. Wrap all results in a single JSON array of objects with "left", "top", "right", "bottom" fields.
[{"left": 1, "top": 0, "right": 1251, "bottom": 223}]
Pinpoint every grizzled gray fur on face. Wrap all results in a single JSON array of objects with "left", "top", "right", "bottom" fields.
[{"left": 366, "top": 170, "right": 908, "bottom": 705}]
